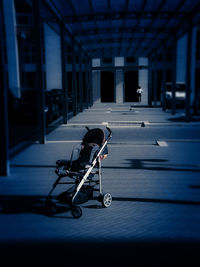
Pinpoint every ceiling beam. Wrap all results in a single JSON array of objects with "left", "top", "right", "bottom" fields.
[
  {"left": 132, "top": 0, "right": 167, "bottom": 56},
  {"left": 146, "top": 0, "right": 200, "bottom": 57},
  {"left": 122, "top": 0, "right": 147, "bottom": 57},
  {"left": 139, "top": 0, "right": 187, "bottom": 57},
  {"left": 63, "top": 11, "right": 187, "bottom": 23},
  {"left": 80, "top": 36, "right": 165, "bottom": 46},
  {"left": 74, "top": 26, "right": 170, "bottom": 36},
  {"left": 119, "top": 0, "right": 130, "bottom": 55}
]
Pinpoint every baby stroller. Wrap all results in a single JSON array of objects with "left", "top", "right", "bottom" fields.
[{"left": 45, "top": 127, "right": 112, "bottom": 218}]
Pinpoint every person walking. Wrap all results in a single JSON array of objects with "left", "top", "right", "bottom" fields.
[{"left": 136, "top": 86, "right": 144, "bottom": 102}]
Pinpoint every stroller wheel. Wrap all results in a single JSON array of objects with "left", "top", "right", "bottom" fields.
[
  {"left": 102, "top": 193, "right": 112, "bottom": 208},
  {"left": 71, "top": 205, "right": 82, "bottom": 219}
]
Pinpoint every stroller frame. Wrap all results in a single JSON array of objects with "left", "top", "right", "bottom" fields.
[{"left": 45, "top": 127, "right": 112, "bottom": 218}]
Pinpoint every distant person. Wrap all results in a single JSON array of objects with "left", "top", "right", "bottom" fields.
[{"left": 136, "top": 86, "right": 144, "bottom": 102}]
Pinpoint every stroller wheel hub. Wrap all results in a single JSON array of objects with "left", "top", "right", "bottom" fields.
[{"left": 101, "top": 192, "right": 112, "bottom": 208}]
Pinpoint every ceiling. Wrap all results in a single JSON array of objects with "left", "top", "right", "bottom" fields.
[{"left": 19, "top": 0, "right": 200, "bottom": 58}]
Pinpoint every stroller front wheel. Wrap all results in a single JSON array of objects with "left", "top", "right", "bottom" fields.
[
  {"left": 101, "top": 192, "right": 112, "bottom": 208},
  {"left": 71, "top": 205, "right": 82, "bottom": 219}
]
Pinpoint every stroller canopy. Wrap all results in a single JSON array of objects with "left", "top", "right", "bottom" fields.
[{"left": 82, "top": 128, "right": 105, "bottom": 146}]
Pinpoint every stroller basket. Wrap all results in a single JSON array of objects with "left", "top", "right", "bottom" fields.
[
  {"left": 57, "top": 185, "right": 93, "bottom": 205},
  {"left": 74, "top": 185, "right": 94, "bottom": 204}
]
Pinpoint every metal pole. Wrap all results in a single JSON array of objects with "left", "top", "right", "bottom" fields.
[
  {"left": 89, "top": 59, "right": 93, "bottom": 107},
  {"left": 153, "top": 68, "right": 158, "bottom": 107},
  {"left": 172, "top": 35, "right": 177, "bottom": 115},
  {"left": 61, "top": 23, "right": 68, "bottom": 124},
  {"left": 33, "top": 0, "right": 46, "bottom": 144},
  {"left": 79, "top": 48, "right": 83, "bottom": 112},
  {"left": 0, "top": 1, "right": 9, "bottom": 176},
  {"left": 185, "top": 19, "right": 192, "bottom": 122},
  {"left": 72, "top": 38, "right": 77, "bottom": 116},
  {"left": 162, "top": 46, "right": 167, "bottom": 111},
  {"left": 148, "top": 56, "right": 153, "bottom": 107},
  {"left": 85, "top": 55, "right": 89, "bottom": 109}
]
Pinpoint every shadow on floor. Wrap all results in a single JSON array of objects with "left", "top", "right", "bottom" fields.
[
  {"left": 0, "top": 195, "right": 72, "bottom": 218},
  {"left": 11, "top": 159, "right": 200, "bottom": 173},
  {"left": 168, "top": 115, "right": 200, "bottom": 122},
  {"left": 1, "top": 194, "right": 200, "bottom": 218},
  {"left": 103, "top": 158, "right": 200, "bottom": 172}
]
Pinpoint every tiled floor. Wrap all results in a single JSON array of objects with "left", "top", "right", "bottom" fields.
[{"left": 1, "top": 104, "right": 200, "bottom": 266}]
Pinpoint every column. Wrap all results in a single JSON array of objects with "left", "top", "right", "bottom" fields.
[
  {"left": 162, "top": 47, "right": 167, "bottom": 111},
  {"left": 153, "top": 69, "right": 158, "bottom": 107},
  {"left": 191, "top": 27, "right": 197, "bottom": 113},
  {"left": 115, "top": 69, "right": 124, "bottom": 103},
  {"left": 0, "top": 1, "right": 9, "bottom": 176},
  {"left": 61, "top": 23, "right": 68, "bottom": 124},
  {"left": 33, "top": 0, "right": 46, "bottom": 143},
  {"left": 185, "top": 21, "right": 193, "bottom": 122},
  {"left": 72, "top": 39, "right": 77, "bottom": 115},
  {"left": 172, "top": 36, "right": 177, "bottom": 115},
  {"left": 89, "top": 59, "right": 93, "bottom": 107},
  {"left": 85, "top": 56, "right": 89, "bottom": 108},
  {"left": 79, "top": 49, "right": 83, "bottom": 112},
  {"left": 148, "top": 57, "right": 153, "bottom": 106},
  {"left": 138, "top": 57, "right": 148, "bottom": 105},
  {"left": 92, "top": 70, "right": 101, "bottom": 103}
]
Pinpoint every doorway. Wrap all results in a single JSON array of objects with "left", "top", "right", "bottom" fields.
[
  {"left": 124, "top": 71, "right": 138, "bottom": 102},
  {"left": 101, "top": 71, "right": 114, "bottom": 102}
]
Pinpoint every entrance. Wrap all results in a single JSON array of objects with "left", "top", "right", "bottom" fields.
[
  {"left": 101, "top": 71, "right": 114, "bottom": 102},
  {"left": 124, "top": 71, "right": 138, "bottom": 102}
]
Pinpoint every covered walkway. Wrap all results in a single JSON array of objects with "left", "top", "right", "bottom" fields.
[{"left": 1, "top": 103, "right": 200, "bottom": 266}]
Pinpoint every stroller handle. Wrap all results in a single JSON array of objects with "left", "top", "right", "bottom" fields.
[{"left": 106, "top": 127, "right": 112, "bottom": 138}]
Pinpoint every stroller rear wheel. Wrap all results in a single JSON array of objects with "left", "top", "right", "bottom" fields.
[
  {"left": 101, "top": 192, "right": 112, "bottom": 208},
  {"left": 71, "top": 205, "right": 82, "bottom": 219}
]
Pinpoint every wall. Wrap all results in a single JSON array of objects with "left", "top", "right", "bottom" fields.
[
  {"left": 3, "top": 0, "right": 20, "bottom": 98},
  {"left": 92, "top": 57, "right": 149, "bottom": 104}
]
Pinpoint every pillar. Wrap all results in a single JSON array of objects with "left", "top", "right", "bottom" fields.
[
  {"left": 61, "top": 23, "right": 68, "bottom": 124},
  {"left": 85, "top": 56, "right": 89, "bottom": 108},
  {"left": 148, "top": 57, "right": 153, "bottom": 106},
  {"left": 33, "top": 0, "right": 46, "bottom": 144},
  {"left": 138, "top": 57, "right": 148, "bottom": 105},
  {"left": 92, "top": 70, "right": 101, "bottom": 103},
  {"left": 185, "top": 21, "right": 193, "bottom": 122},
  {"left": 172, "top": 36, "right": 177, "bottom": 115},
  {"left": 79, "top": 49, "right": 83, "bottom": 111},
  {"left": 115, "top": 69, "right": 124, "bottom": 103},
  {"left": 0, "top": 1, "right": 10, "bottom": 176},
  {"left": 72, "top": 39, "right": 77, "bottom": 115},
  {"left": 162, "top": 47, "right": 167, "bottom": 111}
]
